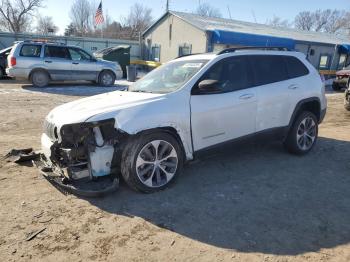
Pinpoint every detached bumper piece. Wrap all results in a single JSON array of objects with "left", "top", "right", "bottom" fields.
[{"left": 33, "top": 156, "right": 119, "bottom": 197}]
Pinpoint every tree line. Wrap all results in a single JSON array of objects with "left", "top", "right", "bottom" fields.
[{"left": 0, "top": 0, "right": 349, "bottom": 40}]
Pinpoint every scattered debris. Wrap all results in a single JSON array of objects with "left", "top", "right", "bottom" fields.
[
  {"left": 33, "top": 211, "right": 44, "bottom": 219},
  {"left": 170, "top": 240, "right": 176, "bottom": 246},
  {"left": 0, "top": 178, "right": 7, "bottom": 181},
  {"left": 26, "top": 228, "right": 46, "bottom": 241},
  {"left": 38, "top": 218, "right": 53, "bottom": 224},
  {"left": 3, "top": 148, "right": 40, "bottom": 163}
]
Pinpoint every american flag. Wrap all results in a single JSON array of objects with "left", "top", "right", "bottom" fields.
[{"left": 94, "top": 1, "right": 104, "bottom": 25}]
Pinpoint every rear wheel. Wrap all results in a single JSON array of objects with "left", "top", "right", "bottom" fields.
[
  {"left": 31, "top": 70, "right": 49, "bottom": 87},
  {"left": 332, "top": 83, "right": 342, "bottom": 91},
  {"left": 121, "top": 132, "right": 183, "bottom": 193},
  {"left": 284, "top": 111, "right": 318, "bottom": 155},
  {"left": 98, "top": 70, "right": 115, "bottom": 86}
]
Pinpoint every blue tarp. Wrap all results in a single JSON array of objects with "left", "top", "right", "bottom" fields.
[
  {"left": 210, "top": 30, "right": 296, "bottom": 50},
  {"left": 338, "top": 44, "right": 350, "bottom": 54}
]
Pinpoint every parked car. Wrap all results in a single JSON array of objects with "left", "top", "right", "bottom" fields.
[
  {"left": 0, "top": 46, "right": 12, "bottom": 78},
  {"left": 6, "top": 41, "right": 123, "bottom": 87},
  {"left": 41, "top": 47, "right": 327, "bottom": 193},
  {"left": 345, "top": 85, "right": 350, "bottom": 111},
  {"left": 333, "top": 67, "right": 350, "bottom": 91}
]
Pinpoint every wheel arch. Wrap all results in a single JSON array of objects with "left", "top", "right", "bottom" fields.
[
  {"left": 28, "top": 67, "right": 51, "bottom": 81},
  {"left": 288, "top": 97, "right": 321, "bottom": 129},
  {"left": 135, "top": 127, "right": 188, "bottom": 161}
]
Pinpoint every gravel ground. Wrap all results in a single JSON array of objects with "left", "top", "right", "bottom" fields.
[{"left": 0, "top": 79, "right": 350, "bottom": 262}]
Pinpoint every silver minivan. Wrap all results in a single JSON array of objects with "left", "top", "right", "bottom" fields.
[{"left": 6, "top": 41, "right": 123, "bottom": 87}]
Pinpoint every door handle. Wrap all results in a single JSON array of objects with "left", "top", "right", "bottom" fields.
[
  {"left": 72, "top": 62, "right": 79, "bottom": 65},
  {"left": 239, "top": 94, "right": 254, "bottom": 100},
  {"left": 44, "top": 60, "right": 52, "bottom": 63},
  {"left": 288, "top": 84, "right": 298, "bottom": 89}
]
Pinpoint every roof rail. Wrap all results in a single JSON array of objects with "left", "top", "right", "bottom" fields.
[
  {"left": 21, "top": 39, "right": 66, "bottom": 45},
  {"left": 217, "top": 46, "right": 291, "bottom": 55}
]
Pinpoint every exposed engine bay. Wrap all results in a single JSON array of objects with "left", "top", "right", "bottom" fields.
[{"left": 40, "top": 118, "right": 128, "bottom": 196}]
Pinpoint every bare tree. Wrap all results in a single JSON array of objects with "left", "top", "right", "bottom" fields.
[
  {"left": 294, "top": 9, "right": 349, "bottom": 35},
  {"left": 69, "top": 0, "right": 94, "bottom": 36},
  {"left": 195, "top": 3, "right": 222, "bottom": 18},
  {"left": 266, "top": 15, "right": 291, "bottom": 28},
  {"left": 36, "top": 15, "right": 58, "bottom": 35},
  {"left": 122, "top": 3, "right": 153, "bottom": 40},
  {"left": 0, "top": 0, "right": 42, "bottom": 33},
  {"left": 294, "top": 11, "right": 314, "bottom": 31}
]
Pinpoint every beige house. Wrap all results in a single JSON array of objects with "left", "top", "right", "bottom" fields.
[{"left": 142, "top": 11, "right": 350, "bottom": 73}]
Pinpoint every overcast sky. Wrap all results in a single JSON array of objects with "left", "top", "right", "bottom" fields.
[{"left": 43, "top": 0, "right": 350, "bottom": 34}]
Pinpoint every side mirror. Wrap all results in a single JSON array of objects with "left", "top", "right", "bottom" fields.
[{"left": 198, "top": 79, "right": 221, "bottom": 93}]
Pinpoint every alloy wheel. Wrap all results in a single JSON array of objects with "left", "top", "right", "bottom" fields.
[
  {"left": 136, "top": 140, "right": 178, "bottom": 188},
  {"left": 296, "top": 117, "right": 317, "bottom": 151}
]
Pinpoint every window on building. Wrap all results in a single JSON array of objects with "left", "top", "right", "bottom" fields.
[
  {"left": 250, "top": 55, "right": 288, "bottom": 86},
  {"left": 319, "top": 54, "right": 332, "bottom": 69},
  {"left": 20, "top": 45, "right": 42, "bottom": 57},
  {"left": 338, "top": 54, "right": 347, "bottom": 69},
  {"left": 151, "top": 45, "right": 161, "bottom": 62},
  {"left": 178, "top": 44, "right": 192, "bottom": 57},
  {"left": 284, "top": 56, "right": 309, "bottom": 79}
]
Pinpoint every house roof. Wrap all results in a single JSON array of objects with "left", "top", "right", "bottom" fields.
[{"left": 143, "top": 11, "right": 350, "bottom": 46}]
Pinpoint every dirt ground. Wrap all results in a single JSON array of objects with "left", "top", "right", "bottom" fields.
[{"left": 0, "top": 79, "right": 350, "bottom": 262}]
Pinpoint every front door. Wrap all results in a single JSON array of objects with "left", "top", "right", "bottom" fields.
[
  {"left": 68, "top": 47, "right": 98, "bottom": 81},
  {"left": 191, "top": 56, "right": 257, "bottom": 151}
]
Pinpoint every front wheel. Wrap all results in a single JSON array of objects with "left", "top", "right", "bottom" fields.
[
  {"left": 121, "top": 132, "right": 183, "bottom": 193},
  {"left": 98, "top": 70, "right": 115, "bottom": 86},
  {"left": 284, "top": 111, "right": 318, "bottom": 155}
]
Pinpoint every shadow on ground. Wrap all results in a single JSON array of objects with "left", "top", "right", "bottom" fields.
[
  {"left": 22, "top": 82, "right": 128, "bottom": 96},
  {"left": 88, "top": 137, "right": 350, "bottom": 255}
]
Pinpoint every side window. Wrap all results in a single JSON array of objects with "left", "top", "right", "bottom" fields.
[
  {"left": 199, "top": 56, "right": 253, "bottom": 93},
  {"left": 68, "top": 48, "right": 92, "bottom": 61},
  {"left": 251, "top": 55, "right": 288, "bottom": 86},
  {"left": 285, "top": 56, "right": 309, "bottom": 78},
  {"left": 20, "top": 45, "right": 42, "bottom": 57},
  {"left": 44, "top": 46, "right": 70, "bottom": 59}
]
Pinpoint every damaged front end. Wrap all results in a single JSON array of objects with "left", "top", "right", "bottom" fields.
[{"left": 39, "top": 118, "right": 126, "bottom": 196}]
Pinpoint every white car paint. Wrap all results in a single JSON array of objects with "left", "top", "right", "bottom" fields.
[{"left": 42, "top": 50, "right": 327, "bottom": 163}]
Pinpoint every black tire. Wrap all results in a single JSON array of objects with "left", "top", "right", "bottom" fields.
[
  {"left": 121, "top": 132, "right": 184, "bottom": 193},
  {"left": 284, "top": 111, "right": 318, "bottom": 155},
  {"left": 345, "top": 90, "right": 350, "bottom": 111},
  {"left": 31, "top": 70, "right": 49, "bottom": 87},
  {"left": 98, "top": 70, "right": 115, "bottom": 86}
]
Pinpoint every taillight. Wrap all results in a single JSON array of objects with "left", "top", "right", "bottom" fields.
[{"left": 10, "top": 57, "right": 16, "bottom": 67}]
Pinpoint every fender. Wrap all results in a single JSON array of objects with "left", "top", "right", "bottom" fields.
[{"left": 287, "top": 97, "right": 321, "bottom": 130}]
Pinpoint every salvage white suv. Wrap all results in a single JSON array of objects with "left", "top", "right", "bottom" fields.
[{"left": 42, "top": 48, "right": 327, "bottom": 193}]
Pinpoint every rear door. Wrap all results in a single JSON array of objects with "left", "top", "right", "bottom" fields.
[
  {"left": 251, "top": 55, "right": 293, "bottom": 131},
  {"left": 44, "top": 45, "right": 72, "bottom": 80},
  {"left": 68, "top": 47, "right": 98, "bottom": 81},
  {"left": 190, "top": 56, "right": 257, "bottom": 151}
]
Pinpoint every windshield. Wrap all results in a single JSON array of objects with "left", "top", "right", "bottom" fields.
[{"left": 129, "top": 59, "right": 208, "bottom": 94}]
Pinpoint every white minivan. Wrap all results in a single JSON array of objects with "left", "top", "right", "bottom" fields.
[{"left": 41, "top": 47, "right": 327, "bottom": 193}]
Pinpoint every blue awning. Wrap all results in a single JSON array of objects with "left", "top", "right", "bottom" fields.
[
  {"left": 338, "top": 44, "right": 350, "bottom": 54},
  {"left": 210, "top": 30, "right": 296, "bottom": 50}
]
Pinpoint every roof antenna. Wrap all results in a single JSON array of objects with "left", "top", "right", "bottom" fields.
[
  {"left": 227, "top": 5, "right": 232, "bottom": 19},
  {"left": 166, "top": 0, "right": 169, "bottom": 12}
]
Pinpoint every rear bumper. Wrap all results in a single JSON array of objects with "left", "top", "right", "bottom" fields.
[{"left": 6, "top": 67, "right": 30, "bottom": 79}]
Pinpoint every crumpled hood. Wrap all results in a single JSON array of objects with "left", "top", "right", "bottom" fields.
[{"left": 46, "top": 91, "right": 163, "bottom": 127}]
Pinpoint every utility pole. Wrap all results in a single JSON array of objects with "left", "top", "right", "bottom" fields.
[
  {"left": 166, "top": 0, "right": 169, "bottom": 12},
  {"left": 227, "top": 5, "right": 232, "bottom": 19}
]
